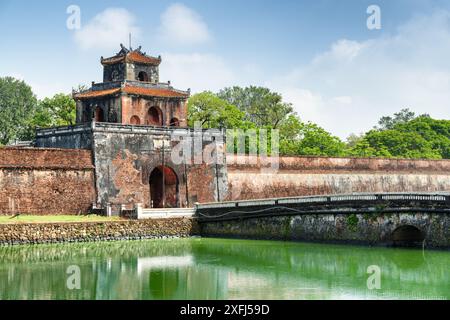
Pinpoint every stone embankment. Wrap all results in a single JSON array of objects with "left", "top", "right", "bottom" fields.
[{"left": 0, "top": 218, "right": 198, "bottom": 245}]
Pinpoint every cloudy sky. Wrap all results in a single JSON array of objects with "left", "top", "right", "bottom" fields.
[{"left": 0, "top": 0, "right": 449, "bottom": 138}]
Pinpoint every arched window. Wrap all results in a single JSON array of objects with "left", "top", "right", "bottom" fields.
[
  {"left": 130, "top": 115, "right": 141, "bottom": 125},
  {"left": 169, "top": 118, "right": 180, "bottom": 127},
  {"left": 138, "top": 71, "right": 149, "bottom": 82},
  {"left": 147, "top": 106, "right": 162, "bottom": 126},
  {"left": 94, "top": 107, "right": 105, "bottom": 122}
]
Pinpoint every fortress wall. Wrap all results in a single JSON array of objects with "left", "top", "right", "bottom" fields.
[
  {"left": 226, "top": 155, "right": 450, "bottom": 200},
  {"left": 0, "top": 147, "right": 96, "bottom": 215}
]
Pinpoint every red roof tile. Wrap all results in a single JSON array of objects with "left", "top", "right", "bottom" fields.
[
  {"left": 124, "top": 85, "right": 189, "bottom": 98},
  {"left": 101, "top": 51, "right": 161, "bottom": 66},
  {"left": 126, "top": 51, "right": 161, "bottom": 65},
  {"left": 74, "top": 88, "right": 121, "bottom": 99},
  {"left": 74, "top": 85, "right": 189, "bottom": 100}
]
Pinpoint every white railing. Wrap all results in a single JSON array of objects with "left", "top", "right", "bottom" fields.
[
  {"left": 196, "top": 192, "right": 450, "bottom": 210},
  {"left": 134, "top": 204, "right": 195, "bottom": 219}
]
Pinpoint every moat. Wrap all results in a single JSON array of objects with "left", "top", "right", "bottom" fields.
[{"left": 0, "top": 238, "right": 448, "bottom": 300}]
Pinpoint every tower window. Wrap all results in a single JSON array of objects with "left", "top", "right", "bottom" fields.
[
  {"left": 138, "top": 71, "right": 149, "bottom": 82},
  {"left": 94, "top": 107, "right": 105, "bottom": 122},
  {"left": 147, "top": 106, "right": 162, "bottom": 126},
  {"left": 130, "top": 115, "right": 141, "bottom": 125},
  {"left": 169, "top": 118, "right": 180, "bottom": 127}
]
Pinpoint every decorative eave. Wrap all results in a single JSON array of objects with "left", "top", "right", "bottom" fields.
[
  {"left": 73, "top": 81, "right": 190, "bottom": 100},
  {"left": 73, "top": 88, "right": 121, "bottom": 100},
  {"left": 101, "top": 44, "right": 161, "bottom": 66}
]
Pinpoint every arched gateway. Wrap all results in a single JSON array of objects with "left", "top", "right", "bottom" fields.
[{"left": 149, "top": 166, "right": 179, "bottom": 208}]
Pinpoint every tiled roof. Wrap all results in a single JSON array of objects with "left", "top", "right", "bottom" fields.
[
  {"left": 74, "top": 85, "right": 189, "bottom": 100},
  {"left": 101, "top": 51, "right": 161, "bottom": 66},
  {"left": 126, "top": 51, "right": 161, "bottom": 65},
  {"left": 73, "top": 88, "right": 121, "bottom": 99},
  {"left": 124, "top": 85, "right": 189, "bottom": 98}
]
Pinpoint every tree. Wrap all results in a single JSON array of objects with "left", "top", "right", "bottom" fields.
[
  {"left": 376, "top": 108, "right": 417, "bottom": 130},
  {"left": 0, "top": 77, "right": 37, "bottom": 144},
  {"left": 278, "top": 115, "right": 347, "bottom": 156},
  {"left": 187, "top": 91, "right": 250, "bottom": 129},
  {"left": 34, "top": 93, "right": 76, "bottom": 128},
  {"left": 218, "top": 86, "right": 293, "bottom": 128},
  {"left": 350, "top": 111, "right": 449, "bottom": 159},
  {"left": 346, "top": 133, "right": 364, "bottom": 148},
  {"left": 296, "top": 122, "right": 347, "bottom": 156}
]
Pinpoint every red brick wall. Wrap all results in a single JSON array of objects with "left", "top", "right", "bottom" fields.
[
  {"left": 226, "top": 155, "right": 450, "bottom": 200},
  {"left": 122, "top": 96, "right": 187, "bottom": 126},
  {"left": 0, "top": 147, "right": 96, "bottom": 215}
]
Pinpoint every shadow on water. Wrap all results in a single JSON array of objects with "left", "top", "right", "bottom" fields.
[{"left": 0, "top": 238, "right": 448, "bottom": 300}]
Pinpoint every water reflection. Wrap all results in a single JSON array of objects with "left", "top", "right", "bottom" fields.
[{"left": 0, "top": 238, "right": 448, "bottom": 300}]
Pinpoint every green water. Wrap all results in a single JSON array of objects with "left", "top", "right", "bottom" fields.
[{"left": 0, "top": 238, "right": 448, "bottom": 300}]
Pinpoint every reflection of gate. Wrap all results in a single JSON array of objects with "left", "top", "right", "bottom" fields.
[{"left": 149, "top": 166, "right": 179, "bottom": 208}]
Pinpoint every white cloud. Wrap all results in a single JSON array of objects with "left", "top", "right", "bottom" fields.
[
  {"left": 74, "top": 8, "right": 140, "bottom": 50},
  {"left": 160, "top": 53, "right": 235, "bottom": 93},
  {"left": 157, "top": 3, "right": 211, "bottom": 45},
  {"left": 271, "top": 10, "right": 450, "bottom": 139},
  {"left": 331, "top": 96, "right": 353, "bottom": 105}
]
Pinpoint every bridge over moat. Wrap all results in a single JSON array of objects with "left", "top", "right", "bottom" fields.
[{"left": 195, "top": 193, "right": 450, "bottom": 248}]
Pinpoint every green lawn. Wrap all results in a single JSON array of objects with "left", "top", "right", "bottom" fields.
[{"left": 0, "top": 215, "right": 122, "bottom": 224}]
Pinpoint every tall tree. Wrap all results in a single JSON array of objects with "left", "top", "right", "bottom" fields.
[
  {"left": 187, "top": 91, "right": 250, "bottom": 129},
  {"left": 376, "top": 108, "right": 417, "bottom": 130},
  {"left": 350, "top": 111, "right": 449, "bottom": 159},
  {"left": 218, "top": 86, "right": 293, "bottom": 128},
  {"left": 0, "top": 77, "right": 37, "bottom": 144},
  {"left": 278, "top": 115, "right": 347, "bottom": 156},
  {"left": 34, "top": 93, "right": 76, "bottom": 127}
]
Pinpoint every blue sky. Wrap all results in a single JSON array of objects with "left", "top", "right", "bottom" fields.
[{"left": 1, "top": 0, "right": 450, "bottom": 138}]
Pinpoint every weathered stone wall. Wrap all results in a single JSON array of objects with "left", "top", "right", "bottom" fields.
[
  {"left": 92, "top": 125, "right": 227, "bottom": 209},
  {"left": 35, "top": 124, "right": 93, "bottom": 149},
  {"left": 0, "top": 217, "right": 198, "bottom": 245},
  {"left": 226, "top": 155, "right": 450, "bottom": 200},
  {"left": 0, "top": 147, "right": 96, "bottom": 215},
  {"left": 34, "top": 124, "right": 228, "bottom": 210},
  {"left": 200, "top": 212, "right": 450, "bottom": 248}
]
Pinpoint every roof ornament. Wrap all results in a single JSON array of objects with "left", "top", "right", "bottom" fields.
[{"left": 118, "top": 43, "right": 130, "bottom": 56}]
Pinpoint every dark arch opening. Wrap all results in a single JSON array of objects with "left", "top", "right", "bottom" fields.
[
  {"left": 138, "top": 71, "right": 149, "bottom": 82},
  {"left": 147, "top": 106, "right": 162, "bottom": 126},
  {"left": 130, "top": 115, "right": 141, "bottom": 125},
  {"left": 391, "top": 225, "right": 425, "bottom": 247},
  {"left": 94, "top": 107, "right": 105, "bottom": 122},
  {"left": 169, "top": 117, "right": 180, "bottom": 127},
  {"left": 149, "top": 166, "right": 179, "bottom": 208}
]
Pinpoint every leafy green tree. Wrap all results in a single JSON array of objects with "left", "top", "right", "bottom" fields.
[
  {"left": 218, "top": 86, "right": 293, "bottom": 128},
  {"left": 34, "top": 93, "right": 76, "bottom": 127},
  {"left": 187, "top": 91, "right": 250, "bottom": 129},
  {"left": 346, "top": 133, "right": 364, "bottom": 149},
  {"left": 296, "top": 122, "right": 347, "bottom": 156},
  {"left": 278, "top": 115, "right": 347, "bottom": 156},
  {"left": 0, "top": 77, "right": 37, "bottom": 144},
  {"left": 350, "top": 111, "right": 449, "bottom": 159},
  {"left": 376, "top": 108, "right": 417, "bottom": 130}
]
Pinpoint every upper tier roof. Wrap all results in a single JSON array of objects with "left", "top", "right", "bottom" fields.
[{"left": 101, "top": 44, "right": 161, "bottom": 66}]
